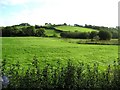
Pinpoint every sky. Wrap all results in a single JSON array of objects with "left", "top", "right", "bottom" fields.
[{"left": 0, "top": 0, "right": 119, "bottom": 27}]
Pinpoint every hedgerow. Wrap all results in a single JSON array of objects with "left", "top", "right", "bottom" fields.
[{"left": 1, "top": 57, "right": 120, "bottom": 89}]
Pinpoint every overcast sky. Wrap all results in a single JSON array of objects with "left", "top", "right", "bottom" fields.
[{"left": 0, "top": 0, "right": 119, "bottom": 27}]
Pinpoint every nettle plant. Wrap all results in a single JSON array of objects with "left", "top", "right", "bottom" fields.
[{"left": 1, "top": 57, "right": 120, "bottom": 89}]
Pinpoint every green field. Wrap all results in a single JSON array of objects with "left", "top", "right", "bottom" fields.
[
  {"left": 55, "top": 25, "right": 97, "bottom": 32},
  {"left": 44, "top": 26, "right": 97, "bottom": 37},
  {"left": 2, "top": 37, "right": 118, "bottom": 70}
]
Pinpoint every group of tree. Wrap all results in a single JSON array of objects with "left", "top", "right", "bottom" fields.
[
  {"left": 86, "top": 24, "right": 118, "bottom": 39},
  {"left": 45, "top": 23, "right": 67, "bottom": 26},
  {"left": 60, "top": 30, "right": 112, "bottom": 40},
  {"left": 1, "top": 25, "right": 45, "bottom": 37},
  {"left": 0, "top": 23, "right": 66, "bottom": 37},
  {"left": 73, "top": 24, "right": 118, "bottom": 39},
  {"left": 60, "top": 32, "right": 89, "bottom": 39}
]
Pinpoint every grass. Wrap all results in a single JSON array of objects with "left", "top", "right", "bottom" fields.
[
  {"left": 2, "top": 37, "right": 118, "bottom": 70},
  {"left": 55, "top": 25, "right": 97, "bottom": 32}
]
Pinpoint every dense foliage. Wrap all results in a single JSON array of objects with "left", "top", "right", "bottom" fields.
[
  {"left": 2, "top": 57, "right": 120, "bottom": 89},
  {"left": 89, "top": 31, "right": 98, "bottom": 40},
  {"left": 60, "top": 30, "right": 113, "bottom": 40},
  {"left": 98, "top": 30, "right": 112, "bottom": 40},
  {"left": 35, "top": 28, "right": 45, "bottom": 37},
  {"left": 60, "top": 32, "right": 90, "bottom": 39},
  {"left": 84, "top": 24, "right": 118, "bottom": 39},
  {"left": 1, "top": 26, "right": 45, "bottom": 37}
]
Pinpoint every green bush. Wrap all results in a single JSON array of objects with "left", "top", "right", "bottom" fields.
[
  {"left": 35, "top": 28, "right": 45, "bottom": 37},
  {"left": 60, "top": 32, "right": 89, "bottom": 39},
  {"left": 2, "top": 58, "right": 120, "bottom": 89},
  {"left": 89, "top": 31, "right": 98, "bottom": 40},
  {"left": 98, "top": 30, "right": 112, "bottom": 40}
]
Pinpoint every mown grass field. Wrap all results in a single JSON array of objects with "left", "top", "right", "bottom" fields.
[
  {"left": 55, "top": 25, "right": 97, "bottom": 32},
  {"left": 2, "top": 37, "right": 118, "bottom": 70}
]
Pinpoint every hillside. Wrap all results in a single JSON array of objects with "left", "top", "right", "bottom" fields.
[
  {"left": 55, "top": 25, "right": 97, "bottom": 32},
  {"left": 2, "top": 24, "right": 118, "bottom": 39},
  {"left": 44, "top": 25, "right": 98, "bottom": 37}
]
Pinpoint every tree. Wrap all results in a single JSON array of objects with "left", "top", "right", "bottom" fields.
[
  {"left": 60, "top": 32, "right": 89, "bottom": 39},
  {"left": 35, "top": 28, "right": 45, "bottom": 37},
  {"left": 89, "top": 31, "right": 98, "bottom": 40},
  {"left": 19, "top": 23, "right": 30, "bottom": 26},
  {"left": 98, "top": 30, "right": 112, "bottom": 40},
  {"left": 22, "top": 26, "right": 35, "bottom": 36},
  {"left": 35, "top": 25, "right": 41, "bottom": 29},
  {"left": 111, "top": 30, "right": 118, "bottom": 39},
  {"left": 0, "top": 27, "right": 2, "bottom": 37},
  {"left": 63, "top": 23, "right": 67, "bottom": 25},
  {"left": 78, "top": 32, "right": 90, "bottom": 39},
  {"left": 2, "top": 26, "right": 12, "bottom": 36},
  {"left": 60, "top": 32, "right": 67, "bottom": 38}
]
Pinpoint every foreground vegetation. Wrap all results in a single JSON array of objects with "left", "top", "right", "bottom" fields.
[{"left": 2, "top": 57, "right": 120, "bottom": 89}]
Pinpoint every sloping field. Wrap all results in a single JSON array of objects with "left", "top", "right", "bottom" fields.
[{"left": 55, "top": 25, "right": 97, "bottom": 32}]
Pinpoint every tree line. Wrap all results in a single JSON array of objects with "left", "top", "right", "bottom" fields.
[
  {"left": 0, "top": 23, "right": 60, "bottom": 37},
  {"left": 60, "top": 30, "right": 112, "bottom": 40},
  {"left": 1, "top": 25, "right": 45, "bottom": 37},
  {"left": 74, "top": 24, "right": 118, "bottom": 39}
]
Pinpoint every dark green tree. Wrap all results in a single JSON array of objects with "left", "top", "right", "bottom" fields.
[
  {"left": 79, "top": 32, "right": 90, "bottom": 39},
  {"left": 19, "top": 23, "right": 30, "bottom": 26},
  {"left": 2, "top": 26, "right": 12, "bottom": 36},
  {"left": 60, "top": 32, "right": 89, "bottom": 39},
  {"left": 63, "top": 23, "right": 67, "bottom": 25},
  {"left": 89, "top": 31, "right": 98, "bottom": 40},
  {"left": 98, "top": 30, "right": 112, "bottom": 40},
  {"left": 35, "top": 28, "right": 45, "bottom": 37},
  {"left": 22, "top": 26, "right": 35, "bottom": 36},
  {"left": 111, "top": 30, "right": 118, "bottom": 39}
]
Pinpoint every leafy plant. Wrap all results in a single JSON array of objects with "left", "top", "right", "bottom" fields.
[{"left": 2, "top": 57, "right": 120, "bottom": 89}]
